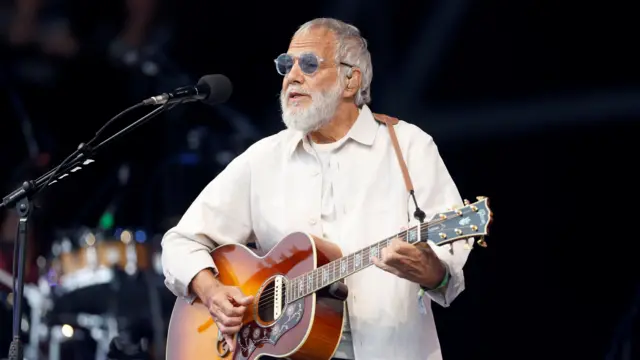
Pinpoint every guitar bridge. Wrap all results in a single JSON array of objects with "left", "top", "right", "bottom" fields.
[{"left": 273, "top": 276, "right": 283, "bottom": 319}]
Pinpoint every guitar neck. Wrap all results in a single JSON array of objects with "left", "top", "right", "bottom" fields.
[
  {"left": 286, "top": 223, "right": 427, "bottom": 303},
  {"left": 285, "top": 197, "right": 491, "bottom": 303}
]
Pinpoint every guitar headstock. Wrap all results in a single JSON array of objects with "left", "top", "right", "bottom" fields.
[{"left": 427, "top": 196, "right": 493, "bottom": 247}]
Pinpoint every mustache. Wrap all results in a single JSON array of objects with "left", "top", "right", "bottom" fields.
[{"left": 285, "top": 87, "right": 310, "bottom": 96}]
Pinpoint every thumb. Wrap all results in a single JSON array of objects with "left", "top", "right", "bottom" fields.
[
  {"left": 233, "top": 294, "right": 254, "bottom": 306},
  {"left": 223, "top": 334, "right": 235, "bottom": 352}
]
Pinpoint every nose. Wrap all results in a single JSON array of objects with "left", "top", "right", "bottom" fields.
[{"left": 286, "top": 59, "right": 305, "bottom": 85}]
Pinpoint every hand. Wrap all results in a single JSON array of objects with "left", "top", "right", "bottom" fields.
[
  {"left": 371, "top": 238, "right": 446, "bottom": 288},
  {"left": 190, "top": 270, "right": 254, "bottom": 352},
  {"left": 205, "top": 284, "right": 253, "bottom": 352}
]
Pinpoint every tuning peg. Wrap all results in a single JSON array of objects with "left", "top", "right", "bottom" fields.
[
  {"left": 463, "top": 199, "right": 470, "bottom": 205},
  {"left": 463, "top": 242, "right": 472, "bottom": 250},
  {"left": 477, "top": 238, "right": 487, "bottom": 248},
  {"left": 476, "top": 196, "right": 487, "bottom": 201}
]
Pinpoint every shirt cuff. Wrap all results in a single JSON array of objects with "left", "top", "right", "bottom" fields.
[
  {"left": 164, "top": 248, "right": 217, "bottom": 303},
  {"left": 421, "top": 259, "right": 465, "bottom": 308}
]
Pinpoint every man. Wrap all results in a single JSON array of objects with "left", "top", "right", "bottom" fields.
[{"left": 161, "top": 18, "right": 471, "bottom": 360}]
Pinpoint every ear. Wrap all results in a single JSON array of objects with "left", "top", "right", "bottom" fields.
[{"left": 343, "top": 67, "right": 361, "bottom": 99}]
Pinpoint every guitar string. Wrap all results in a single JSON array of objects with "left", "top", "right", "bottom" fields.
[
  {"left": 255, "top": 236, "right": 473, "bottom": 307},
  {"left": 254, "top": 226, "right": 480, "bottom": 307},
  {"left": 255, "top": 225, "right": 415, "bottom": 305},
  {"left": 252, "top": 220, "right": 481, "bottom": 306},
  {"left": 253, "top": 237, "right": 397, "bottom": 307}
]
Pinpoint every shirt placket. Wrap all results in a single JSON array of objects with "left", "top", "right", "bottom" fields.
[{"left": 301, "top": 140, "right": 323, "bottom": 235}]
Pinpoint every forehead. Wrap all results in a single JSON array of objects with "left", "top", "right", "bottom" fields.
[{"left": 288, "top": 27, "right": 337, "bottom": 58}]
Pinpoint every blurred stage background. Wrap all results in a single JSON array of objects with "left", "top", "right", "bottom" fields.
[{"left": 0, "top": 0, "right": 638, "bottom": 359}]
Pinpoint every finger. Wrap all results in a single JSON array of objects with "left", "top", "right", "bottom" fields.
[
  {"left": 223, "top": 334, "right": 235, "bottom": 352},
  {"left": 391, "top": 237, "right": 410, "bottom": 252},
  {"left": 395, "top": 242, "right": 423, "bottom": 256},
  {"left": 391, "top": 237, "right": 404, "bottom": 246},
  {"left": 209, "top": 303, "right": 243, "bottom": 320},
  {"left": 228, "top": 289, "right": 255, "bottom": 306},
  {"left": 390, "top": 237, "right": 422, "bottom": 257},
  {"left": 230, "top": 294, "right": 254, "bottom": 307},
  {"left": 371, "top": 256, "right": 386, "bottom": 269},
  {"left": 215, "top": 311, "right": 244, "bottom": 328},
  {"left": 371, "top": 256, "right": 403, "bottom": 277},
  {"left": 371, "top": 256, "right": 391, "bottom": 271},
  {"left": 219, "top": 322, "right": 242, "bottom": 335},
  {"left": 380, "top": 247, "right": 399, "bottom": 264},
  {"left": 216, "top": 298, "right": 246, "bottom": 317}
]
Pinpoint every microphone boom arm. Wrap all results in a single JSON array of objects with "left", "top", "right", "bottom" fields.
[
  {"left": 1, "top": 104, "right": 167, "bottom": 210},
  {"left": 2, "top": 102, "right": 170, "bottom": 360}
]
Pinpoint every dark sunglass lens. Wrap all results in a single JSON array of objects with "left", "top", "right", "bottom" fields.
[
  {"left": 299, "top": 53, "right": 319, "bottom": 74},
  {"left": 275, "top": 54, "right": 294, "bottom": 75}
]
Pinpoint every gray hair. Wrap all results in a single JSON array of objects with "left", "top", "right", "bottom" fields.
[{"left": 295, "top": 18, "right": 373, "bottom": 107}]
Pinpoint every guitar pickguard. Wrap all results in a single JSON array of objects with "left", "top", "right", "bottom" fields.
[{"left": 234, "top": 299, "right": 305, "bottom": 360}]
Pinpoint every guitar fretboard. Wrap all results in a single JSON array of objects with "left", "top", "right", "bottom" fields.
[{"left": 285, "top": 223, "right": 428, "bottom": 303}]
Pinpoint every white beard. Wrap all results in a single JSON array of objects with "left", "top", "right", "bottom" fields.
[{"left": 280, "top": 82, "right": 343, "bottom": 133}]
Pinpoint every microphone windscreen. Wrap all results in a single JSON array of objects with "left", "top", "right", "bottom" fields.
[{"left": 198, "top": 74, "right": 233, "bottom": 105}]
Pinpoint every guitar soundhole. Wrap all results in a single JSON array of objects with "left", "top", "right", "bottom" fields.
[{"left": 255, "top": 275, "right": 286, "bottom": 325}]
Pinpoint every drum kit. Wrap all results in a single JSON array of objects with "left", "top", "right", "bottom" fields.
[{"left": 0, "top": 226, "right": 174, "bottom": 360}]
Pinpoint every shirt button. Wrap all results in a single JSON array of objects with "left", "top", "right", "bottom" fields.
[{"left": 309, "top": 218, "right": 317, "bottom": 225}]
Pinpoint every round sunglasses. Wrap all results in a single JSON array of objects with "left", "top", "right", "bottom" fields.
[{"left": 274, "top": 52, "right": 354, "bottom": 76}]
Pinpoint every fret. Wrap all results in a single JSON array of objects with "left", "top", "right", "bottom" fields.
[
  {"left": 322, "top": 266, "right": 329, "bottom": 286},
  {"left": 407, "top": 227, "right": 418, "bottom": 244},
  {"left": 287, "top": 224, "right": 432, "bottom": 302}
]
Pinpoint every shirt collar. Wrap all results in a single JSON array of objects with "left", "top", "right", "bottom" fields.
[{"left": 286, "top": 104, "right": 380, "bottom": 157}]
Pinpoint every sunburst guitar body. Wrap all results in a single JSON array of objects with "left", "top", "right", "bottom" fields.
[{"left": 166, "top": 197, "right": 493, "bottom": 360}]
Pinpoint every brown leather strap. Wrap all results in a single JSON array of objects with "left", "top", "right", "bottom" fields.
[{"left": 373, "top": 113, "right": 415, "bottom": 193}]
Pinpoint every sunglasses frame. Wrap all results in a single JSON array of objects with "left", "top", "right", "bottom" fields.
[{"left": 274, "top": 52, "right": 355, "bottom": 76}]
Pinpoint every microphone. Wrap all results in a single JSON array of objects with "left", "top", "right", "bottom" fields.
[{"left": 142, "top": 74, "right": 233, "bottom": 106}]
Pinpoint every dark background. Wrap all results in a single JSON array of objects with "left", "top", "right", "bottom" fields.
[{"left": 0, "top": 0, "right": 638, "bottom": 359}]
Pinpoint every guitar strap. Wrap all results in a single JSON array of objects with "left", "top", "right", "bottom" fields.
[
  {"left": 373, "top": 113, "right": 430, "bottom": 247},
  {"left": 373, "top": 114, "right": 415, "bottom": 195}
]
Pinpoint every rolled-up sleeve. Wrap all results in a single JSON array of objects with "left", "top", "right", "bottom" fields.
[
  {"left": 161, "top": 149, "right": 253, "bottom": 300},
  {"left": 406, "top": 128, "right": 472, "bottom": 308}
]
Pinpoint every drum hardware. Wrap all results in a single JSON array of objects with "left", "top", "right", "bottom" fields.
[
  {"left": 46, "top": 311, "right": 121, "bottom": 360},
  {"left": 1, "top": 227, "right": 171, "bottom": 359},
  {"left": 48, "top": 229, "right": 151, "bottom": 296}
]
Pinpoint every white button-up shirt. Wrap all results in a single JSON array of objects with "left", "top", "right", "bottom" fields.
[{"left": 161, "top": 105, "right": 471, "bottom": 360}]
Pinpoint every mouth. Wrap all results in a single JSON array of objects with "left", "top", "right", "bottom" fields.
[{"left": 288, "top": 92, "right": 309, "bottom": 101}]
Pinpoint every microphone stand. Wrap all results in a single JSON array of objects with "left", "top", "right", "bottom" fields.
[{"left": 1, "top": 103, "right": 169, "bottom": 360}]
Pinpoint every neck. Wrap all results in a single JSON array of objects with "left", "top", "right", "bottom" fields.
[{"left": 308, "top": 103, "right": 359, "bottom": 144}]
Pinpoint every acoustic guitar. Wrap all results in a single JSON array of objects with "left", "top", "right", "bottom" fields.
[{"left": 166, "top": 197, "right": 493, "bottom": 360}]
